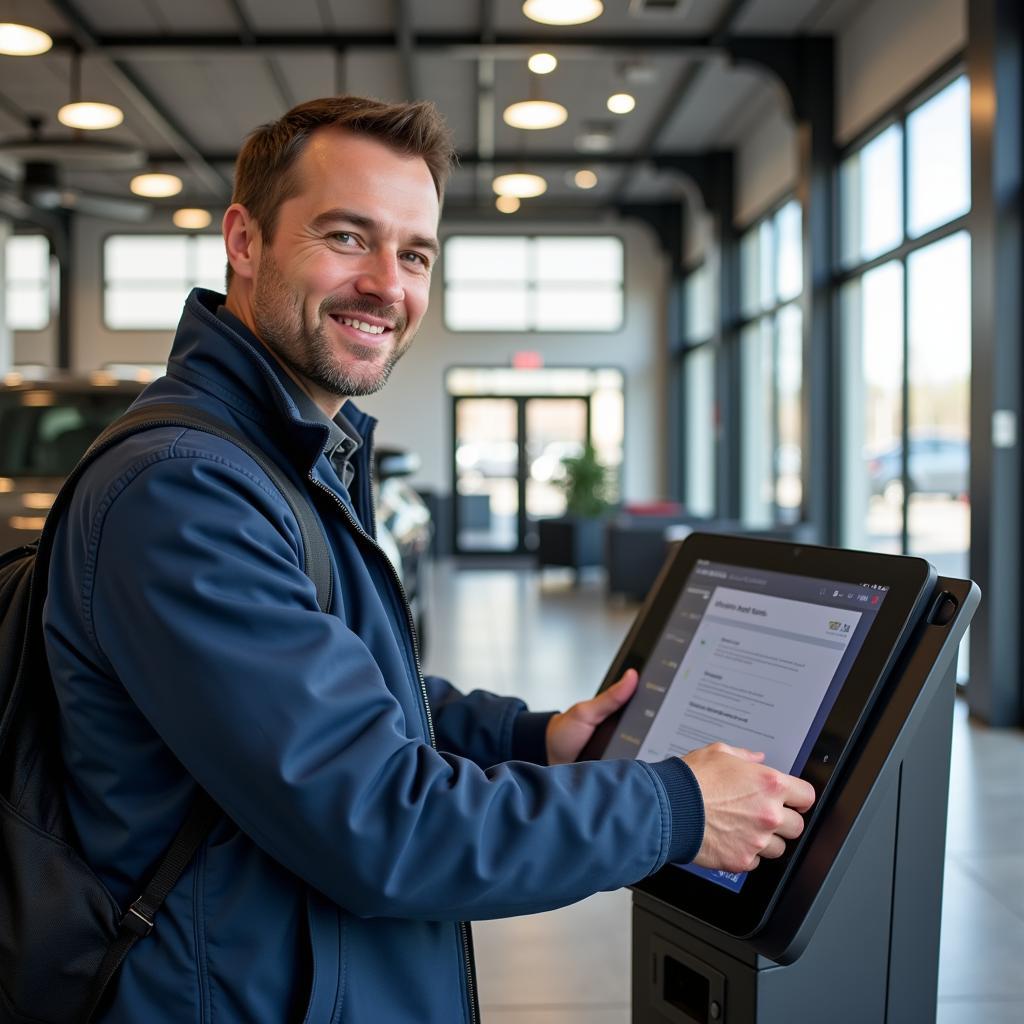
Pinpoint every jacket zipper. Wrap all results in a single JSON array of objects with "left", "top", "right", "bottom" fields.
[{"left": 308, "top": 462, "right": 479, "bottom": 1024}]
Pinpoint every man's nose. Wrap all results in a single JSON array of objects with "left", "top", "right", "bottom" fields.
[{"left": 354, "top": 251, "right": 405, "bottom": 307}]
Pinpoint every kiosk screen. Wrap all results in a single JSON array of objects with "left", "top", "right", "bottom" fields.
[{"left": 601, "top": 559, "right": 889, "bottom": 893}]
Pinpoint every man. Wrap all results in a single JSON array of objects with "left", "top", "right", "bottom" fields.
[{"left": 45, "top": 97, "right": 814, "bottom": 1023}]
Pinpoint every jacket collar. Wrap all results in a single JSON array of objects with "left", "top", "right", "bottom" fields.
[{"left": 167, "top": 288, "right": 377, "bottom": 480}]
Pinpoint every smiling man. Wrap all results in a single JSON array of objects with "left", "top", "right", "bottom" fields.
[{"left": 43, "top": 97, "right": 813, "bottom": 1023}]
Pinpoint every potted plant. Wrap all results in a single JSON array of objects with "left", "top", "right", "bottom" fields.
[{"left": 536, "top": 444, "right": 613, "bottom": 572}]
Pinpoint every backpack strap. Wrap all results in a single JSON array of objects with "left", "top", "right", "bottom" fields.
[
  {"left": 70, "top": 402, "right": 333, "bottom": 614},
  {"left": 46, "top": 402, "right": 334, "bottom": 1020}
]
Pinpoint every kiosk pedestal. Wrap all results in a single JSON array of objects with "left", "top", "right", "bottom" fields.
[{"left": 632, "top": 577, "right": 977, "bottom": 1024}]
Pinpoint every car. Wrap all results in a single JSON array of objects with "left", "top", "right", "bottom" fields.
[
  {"left": 0, "top": 375, "right": 433, "bottom": 648},
  {"left": 866, "top": 434, "right": 969, "bottom": 503}
]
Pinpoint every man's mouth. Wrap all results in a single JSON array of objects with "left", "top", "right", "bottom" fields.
[{"left": 329, "top": 314, "right": 394, "bottom": 339}]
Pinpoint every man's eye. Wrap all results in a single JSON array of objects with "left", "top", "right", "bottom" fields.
[
  {"left": 328, "top": 232, "right": 356, "bottom": 245},
  {"left": 402, "top": 252, "right": 430, "bottom": 268}
]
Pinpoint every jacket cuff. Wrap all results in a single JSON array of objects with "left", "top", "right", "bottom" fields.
[
  {"left": 650, "top": 758, "right": 705, "bottom": 864},
  {"left": 511, "top": 710, "right": 556, "bottom": 765}
]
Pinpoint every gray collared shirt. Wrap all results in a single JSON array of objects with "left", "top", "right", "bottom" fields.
[{"left": 276, "top": 371, "right": 362, "bottom": 491}]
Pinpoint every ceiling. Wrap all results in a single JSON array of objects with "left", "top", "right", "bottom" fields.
[{"left": 0, "top": 0, "right": 862, "bottom": 222}]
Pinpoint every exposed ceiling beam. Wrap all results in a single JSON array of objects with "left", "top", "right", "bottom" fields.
[
  {"left": 149, "top": 150, "right": 717, "bottom": 168},
  {"left": 46, "top": 0, "right": 232, "bottom": 198},
  {"left": 395, "top": 0, "right": 420, "bottom": 102},
  {"left": 48, "top": 33, "right": 724, "bottom": 61},
  {"left": 224, "top": 0, "right": 296, "bottom": 111},
  {"left": 475, "top": 0, "right": 497, "bottom": 205},
  {"left": 611, "top": 0, "right": 754, "bottom": 204}
]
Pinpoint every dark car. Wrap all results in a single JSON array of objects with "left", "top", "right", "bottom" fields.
[{"left": 0, "top": 376, "right": 432, "bottom": 646}]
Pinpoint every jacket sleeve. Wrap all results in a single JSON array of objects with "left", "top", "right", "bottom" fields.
[
  {"left": 83, "top": 445, "right": 699, "bottom": 922},
  {"left": 422, "top": 675, "right": 555, "bottom": 767}
]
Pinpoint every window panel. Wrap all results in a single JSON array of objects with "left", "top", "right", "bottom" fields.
[
  {"left": 840, "top": 261, "right": 904, "bottom": 554},
  {"left": 740, "top": 320, "right": 773, "bottom": 527},
  {"left": 534, "top": 286, "right": 622, "bottom": 331},
  {"left": 906, "top": 231, "right": 971, "bottom": 581},
  {"left": 105, "top": 286, "right": 191, "bottom": 330},
  {"left": 907, "top": 76, "right": 971, "bottom": 238},
  {"left": 445, "top": 285, "right": 529, "bottom": 331},
  {"left": 444, "top": 236, "right": 530, "bottom": 281},
  {"left": 739, "top": 228, "right": 760, "bottom": 319},
  {"left": 775, "top": 201, "right": 802, "bottom": 303},
  {"left": 684, "top": 263, "right": 714, "bottom": 343},
  {"left": 534, "top": 236, "right": 622, "bottom": 281},
  {"left": 685, "top": 345, "right": 715, "bottom": 517},
  {"left": 105, "top": 236, "right": 189, "bottom": 283},
  {"left": 6, "top": 236, "right": 51, "bottom": 331},
  {"left": 443, "top": 235, "right": 624, "bottom": 332},
  {"left": 840, "top": 124, "right": 903, "bottom": 267},
  {"left": 775, "top": 304, "right": 803, "bottom": 519},
  {"left": 195, "top": 236, "right": 228, "bottom": 288}
]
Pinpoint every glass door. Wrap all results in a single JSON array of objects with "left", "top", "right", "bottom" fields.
[
  {"left": 454, "top": 397, "right": 519, "bottom": 552},
  {"left": 523, "top": 397, "right": 589, "bottom": 550}
]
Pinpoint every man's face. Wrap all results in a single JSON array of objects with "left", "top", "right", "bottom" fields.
[{"left": 250, "top": 128, "right": 440, "bottom": 399}]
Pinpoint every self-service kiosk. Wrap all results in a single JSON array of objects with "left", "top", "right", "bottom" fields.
[{"left": 630, "top": 575, "right": 978, "bottom": 1024}]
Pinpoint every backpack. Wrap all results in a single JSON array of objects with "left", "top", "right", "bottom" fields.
[{"left": 0, "top": 402, "right": 331, "bottom": 1023}]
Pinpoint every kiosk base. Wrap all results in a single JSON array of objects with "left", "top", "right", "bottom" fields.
[{"left": 632, "top": 652, "right": 957, "bottom": 1024}]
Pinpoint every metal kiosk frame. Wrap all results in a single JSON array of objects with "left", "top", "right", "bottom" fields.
[{"left": 632, "top": 576, "right": 979, "bottom": 1024}]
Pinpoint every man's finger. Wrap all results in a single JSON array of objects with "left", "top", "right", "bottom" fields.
[
  {"left": 782, "top": 776, "right": 816, "bottom": 813},
  {"left": 574, "top": 669, "right": 638, "bottom": 724}
]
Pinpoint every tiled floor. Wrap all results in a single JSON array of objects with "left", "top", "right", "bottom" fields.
[{"left": 422, "top": 561, "right": 1024, "bottom": 1024}]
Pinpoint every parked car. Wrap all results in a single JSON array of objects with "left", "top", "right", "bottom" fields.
[
  {"left": 867, "top": 435, "right": 969, "bottom": 503},
  {"left": 0, "top": 376, "right": 433, "bottom": 647}
]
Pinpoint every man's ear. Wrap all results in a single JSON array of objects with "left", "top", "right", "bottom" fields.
[{"left": 223, "top": 204, "right": 260, "bottom": 281}]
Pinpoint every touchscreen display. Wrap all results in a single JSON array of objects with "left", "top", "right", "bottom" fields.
[{"left": 602, "top": 559, "right": 889, "bottom": 893}]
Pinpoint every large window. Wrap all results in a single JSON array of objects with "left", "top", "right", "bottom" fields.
[
  {"left": 103, "top": 234, "right": 225, "bottom": 330},
  {"left": 677, "top": 261, "right": 717, "bottom": 517},
  {"left": 839, "top": 72, "right": 971, "bottom": 677},
  {"left": 6, "top": 235, "right": 51, "bottom": 331},
  {"left": 443, "top": 235, "right": 624, "bottom": 332},
  {"left": 738, "top": 198, "right": 804, "bottom": 526}
]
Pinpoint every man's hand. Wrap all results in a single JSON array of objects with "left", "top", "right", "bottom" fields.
[
  {"left": 546, "top": 669, "right": 638, "bottom": 765},
  {"left": 684, "top": 742, "right": 816, "bottom": 873}
]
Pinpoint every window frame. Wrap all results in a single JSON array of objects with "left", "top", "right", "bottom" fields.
[
  {"left": 441, "top": 232, "right": 627, "bottom": 334},
  {"left": 836, "top": 63, "right": 971, "bottom": 554},
  {"left": 736, "top": 194, "right": 805, "bottom": 527},
  {"left": 101, "top": 231, "right": 226, "bottom": 332}
]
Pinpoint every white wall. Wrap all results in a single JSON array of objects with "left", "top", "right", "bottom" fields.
[
  {"left": 357, "top": 217, "right": 670, "bottom": 501},
  {"left": 56, "top": 212, "right": 668, "bottom": 502},
  {"left": 731, "top": 0, "right": 967, "bottom": 227},
  {"left": 838, "top": 0, "right": 966, "bottom": 144}
]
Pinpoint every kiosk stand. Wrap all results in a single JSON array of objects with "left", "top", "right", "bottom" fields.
[{"left": 632, "top": 577, "right": 978, "bottom": 1024}]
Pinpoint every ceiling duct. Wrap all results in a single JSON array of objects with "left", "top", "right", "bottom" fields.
[{"left": 628, "top": 0, "right": 693, "bottom": 14}]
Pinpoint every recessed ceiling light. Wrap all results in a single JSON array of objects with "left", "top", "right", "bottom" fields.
[
  {"left": 522, "top": 0, "right": 603, "bottom": 26},
  {"left": 607, "top": 93, "right": 636, "bottom": 114},
  {"left": 173, "top": 208, "right": 212, "bottom": 230},
  {"left": 57, "top": 102, "right": 124, "bottom": 131},
  {"left": 528, "top": 52, "right": 558, "bottom": 75},
  {"left": 496, "top": 195, "right": 521, "bottom": 214},
  {"left": 574, "top": 169, "right": 599, "bottom": 189},
  {"left": 575, "top": 127, "right": 614, "bottom": 153},
  {"left": 493, "top": 173, "right": 548, "bottom": 199},
  {"left": 0, "top": 23, "right": 52, "bottom": 56},
  {"left": 503, "top": 100, "right": 568, "bottom": 131},
  {"left": 130, "top": 173, "right": 183, "bottom": 198}
]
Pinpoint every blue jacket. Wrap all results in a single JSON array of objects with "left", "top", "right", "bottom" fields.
[{"left": 44, "top": 289, "right": 703, "bottom": 1023}]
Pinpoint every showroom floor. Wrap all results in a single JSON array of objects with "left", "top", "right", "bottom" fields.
[{"left": 422, "top": 562, "right": 1024, "bottom": 1024}]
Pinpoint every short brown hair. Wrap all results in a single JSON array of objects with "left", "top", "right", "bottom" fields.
[{"left": 228, "top": 96, "right": 455, "bottom": 279}]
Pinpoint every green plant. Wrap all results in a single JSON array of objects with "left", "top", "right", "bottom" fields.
[{"left": 558, "top": 444, "right": 612, "bottom": 518}]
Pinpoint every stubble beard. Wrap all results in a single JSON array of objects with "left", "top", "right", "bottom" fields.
[{"left": 251, "top": 249, "right": 413, "bottom": 398}]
